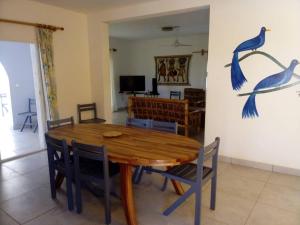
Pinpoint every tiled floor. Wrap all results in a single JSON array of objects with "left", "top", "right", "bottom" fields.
[
  {"left": 0, "top": 151, "right": 299, "bottom": 225},
  {"left": 0, "top": 129, "right": 41, "bottom": 160},
  {"left": 0, "top": 115, "right": 41, "bottom": 160}
]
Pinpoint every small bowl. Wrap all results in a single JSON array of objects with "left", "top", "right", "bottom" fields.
[{"left": 102, "top": 131, "right": 123, "bottom": 138}]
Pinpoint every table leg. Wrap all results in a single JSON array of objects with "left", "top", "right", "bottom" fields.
[
  {"left": 55, "top": 172, "right": 64, "bottom": 189},
  {"left": 120, "top": 164, "right": 138, "bottom": 225},
  {"left": 167, "top": 166, "right": 184, "bottom": 195},
  {"left": 170, "top": 180, "right": 184, "bottom": 195}
]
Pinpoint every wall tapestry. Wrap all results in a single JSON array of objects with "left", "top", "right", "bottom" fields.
[
  {"left": 155, "top": 55, "right": 192, "bottom": 85},
  {"left": 225, "top": 26, "right": 300, "bottom": 119}
]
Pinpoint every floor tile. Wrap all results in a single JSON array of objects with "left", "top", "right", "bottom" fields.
[
  {"left": 0, "top": 175, "right": 43, "bottom": 202},
  {"left": 0, "top": 165, "right": 20, "bottom": 181},
  {"left": 268, "top": 172, "right": 300, "bottom": 190},
  {"left": 222, "top": 164, "right": 271, "bottom": 182},
  {"left": 0, "top": 186, "right": 58, "bottom": 224},
  {"left": 245, "top": 203, "right": 300, "bottom": 225},
  {"left": 258, "top": 183, "right": 300, "bottom": 213},
  {"left": 217, "top": 173, "right": 265, "bottom": 200},
  {"left": 0, "top": 125, "right": 41, "bottom": 161},
  {"left": 0, "top": 209, "right": 19, "bottom": 225},
  {"left": 202, "top": 189, "right": 256, "bottom": 225},
  {"left": 23, "top": 166, "right": 49, "bottom": 186},
  {"left": 3, "top": 151, "right": 48, "bottom": 174}
]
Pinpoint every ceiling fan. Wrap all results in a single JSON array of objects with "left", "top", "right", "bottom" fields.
[{"left": 160, "top": 26, "right": 192, "bottom": 47}]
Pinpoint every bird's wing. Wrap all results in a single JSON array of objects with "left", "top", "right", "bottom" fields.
[
  {"left": 235, "top": 35, "right": 264, "bottom": 52},
  {"left": 254, "top": 71, "right": 287, "bottom": 90}
]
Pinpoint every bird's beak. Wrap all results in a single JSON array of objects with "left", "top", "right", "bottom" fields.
[{"left": 266, "top": 28, "right": 271, "bottom": 32}]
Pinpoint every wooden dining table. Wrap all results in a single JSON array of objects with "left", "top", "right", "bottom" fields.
[{"left": 47, "top": 123, "right": 200, "bottom": 225}]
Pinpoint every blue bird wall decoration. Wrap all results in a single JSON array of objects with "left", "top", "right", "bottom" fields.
[
  {"left": 242, "top": 59, "right": 299, "bottom": 118},
  {"left": 231, "top": 27, "right": 270, "bottom": 91}
]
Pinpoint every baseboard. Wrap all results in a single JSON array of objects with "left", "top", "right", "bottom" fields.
[
  {"left": 273, "top": 165, "right": 300, "bottom": 177},
  {"left": 219, "top": 155, "right": 300, "bottom": 177}
]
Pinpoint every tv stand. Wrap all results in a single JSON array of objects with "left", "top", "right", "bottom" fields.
[{"left": 119, "top": 91, "right": 145, "bottom": 97}]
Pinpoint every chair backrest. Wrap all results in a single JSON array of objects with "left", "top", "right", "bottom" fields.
[
  {"left": 71, "top": 140, "right": 109, "bottom": 181},
  {"left": 184, "top": 88, "right": 205, "bottom": 107},
  {"left": 170, "top": 91, "right": 181, "bottom": 100},
  {"left": 77, "top": 103, "right": 97, "bottom": 123},
  {"left": 28, "top": 98, "right": 36, "bottom": 113},
  {"left": 47, "top": 117, "right": 74, "bottom": 130},
  {"left": 196, "top": 137, "right": 220, "bottom": 182},
  {"left": 45, "top": 133, "right": 71, "bottom": 166},
  {"left": 126, "top": 118, "right": 152, "bottom": 129},
  {"left": 152, "top": 120, "right": 177, "bottom": 134}
]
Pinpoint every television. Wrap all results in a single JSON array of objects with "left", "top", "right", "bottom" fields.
[{"left": 119, "top": 75, "right": 145, "bottom": 92}]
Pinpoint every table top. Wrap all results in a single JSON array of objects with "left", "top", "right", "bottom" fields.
[{"left": 47, "top": 123, "right": 201, "bottom": 166}]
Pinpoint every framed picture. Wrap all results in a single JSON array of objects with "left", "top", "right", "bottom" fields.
[{"left": 155, "top": 55, "right": 192, "bottom": 85}]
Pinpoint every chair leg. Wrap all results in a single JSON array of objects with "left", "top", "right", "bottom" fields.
[
  {"left": 145, "top": 166, "right": 152, "bottom": 174},
  {"left": 33, "top": 124, "right": 38, "bottom": 133},
  {"left": 135, "top": 167, "right": 145, "bottom": 184},
  {"left": 133, "top": 166, "right": 143, "bottom": 184},
  {"left": 132, "top": 167, "right": 140, "bottom": 183},
  {"left": 75, "top": 178, "right": 82, "bottom": 213},
  {"left": 48, "top": 165, "right": 56, "bottom": 199},
  {"left": 194, "top": 187, "right": 202, "bottom": 225},
  {"left": 66, "top": 176, "right": 74, "bottom": 211},
  {"left": 210, "top": 175, "right": 217, "bottom": 210},
  {"left": 104, "top": 178, "right": 111, "bottom": 224},
  {"left": 163, "top": 186, "right": 194, "bottom": 216},
  {"left": 20, "top": 116, "right": 29, "bottom": 132},
  {"left": 29, "top": 115, "right": 32, "bottom": 129},
  {"left": 161, "top": 177, "right": 168, "bottom": 192}
]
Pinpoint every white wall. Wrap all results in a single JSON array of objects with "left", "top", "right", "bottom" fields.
[
  {"left": 88, "top": 0, "right": 300, "bottom": 170},
  {"left": 0, "top": 41, "right": 35, "bottom": 129},
  {"left": 110, "top": 34, "right": 208, "bottom": 109},
  {"left": 205, "top": 0, "right": 300, "bottom": 170},
  {"left": 0, "top": 0, "right": 92, "bottom": 123}
]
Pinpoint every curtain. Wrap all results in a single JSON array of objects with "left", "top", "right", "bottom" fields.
[
  {"left": 110, "top": 53, "right": 118, "bottom": 112},
  {"left": 36, "top": 28, "right": 59, "bottom": 120}
]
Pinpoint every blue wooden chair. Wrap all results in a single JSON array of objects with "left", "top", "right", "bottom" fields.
[
  {"left": 126, "top": 118, "right": 152, "bottom": 128},
  {"left": 47, "top": 117, "right": 75, "bottom": 189},
  {"left": 47, "top": 117, "right": 74, "bottom": 130},
  {"left": 126, "top": 118, "right": 152, "bottom": 183},
  {"left": 134, "top": 120, "right": 178, "bottom": 184},
  {"left": 77, "top": 103, "right": 106, "bottom": 124},
  {"left": 170, "top": 91, "right": 181, "bottom": 100},
  {"left": 19, "top": 98, "right": 37, "bottom": 132},
  {"left": 45, "top": 134, "right": 74, "bottom": 211},
  {"left": 161, "top": 137, "right": 220, "bottom": 225},
  {"left": 152, "top": 120, "right": 177, "bottom": 133},
  {"left": 72, "top": 141, "right": 119, "bottom": 224}
]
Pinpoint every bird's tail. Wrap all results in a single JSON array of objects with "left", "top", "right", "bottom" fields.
[
  {"left": 231, "top": 52, "right": 247, "bottom": 91},
  {"left": 242, "top": 94, "right": 259, "bottom": 118}
]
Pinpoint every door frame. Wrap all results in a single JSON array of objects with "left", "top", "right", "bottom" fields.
[{"left": 0, "top": 41, "right": 47, "bottom": 163}]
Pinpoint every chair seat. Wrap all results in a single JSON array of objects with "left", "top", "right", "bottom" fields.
[
  {"left": 79, "top": 159, "right": 120, "bottom": 179},
  {"left": 54, "top": 158, "right": 119, "bottom": 179},
  {"left": 80, "top": 118, "right": 106, "bottom": 124},
  {"left": 18, "top": 112, "right": 37, "bottom": 116},
  {"left": 166, "top": 163, "right": 212, "bottom": 182}
]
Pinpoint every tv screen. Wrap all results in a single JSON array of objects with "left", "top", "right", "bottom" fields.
[{"left": 120, "top": 76, "right": 145, "bottom": 92}]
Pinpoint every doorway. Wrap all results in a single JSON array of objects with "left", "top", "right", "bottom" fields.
[
  {"left": 0, "top": 40, "right": 46, "bottom": 162},
  {"left": 109, "top": 8, "right": 209, "bottom": 142}
]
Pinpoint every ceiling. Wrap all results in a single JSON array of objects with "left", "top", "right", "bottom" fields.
[
  {"left": 109, "top": 8, "right": 209, "bottom": 40},
  {"left": 30, "top": 0, "right": 159, "bottom": 13}
]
